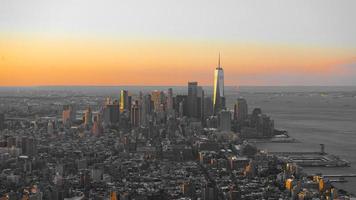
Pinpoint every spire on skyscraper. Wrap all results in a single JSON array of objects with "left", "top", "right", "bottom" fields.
[
  {"left": 218, "top": 52, "right": 221, "bottom": 69},
  {"left": 213, "top": 53, "right": 225, "bottom": 114}
]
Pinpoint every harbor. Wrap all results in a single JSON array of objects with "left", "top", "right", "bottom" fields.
[{"left": 267, "top": 144, "right": 350, "bottom": 167}]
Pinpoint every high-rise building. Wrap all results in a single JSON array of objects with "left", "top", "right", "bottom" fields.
[
  {"left": 256, "top": 114, "right": 274, "bottom": 137},
  {"left": 174, "top": 95, "right": 188, "bottom": 117},
  {"left": 0, "top": 113, "right": 4, "bottom": 130},
  {"left": 197, "top": 86, "right": 205, "bottom": 122},
  {"left": 203, "top": 97, "right": 213, "bottom": 118},
  {"left": 120, "top": 90, "right": 130, "bottom": 112},
  {"left": 141, "top": 94, "right": 153, "bottom": 126},
  {"left": 138, "top": 91, "right": 143, "bottom": 102},
  {"left": 84, "top": 106, "right": 93, "bottom": 126},
  {"left": 103, "top": 100, "right": 120, "bottom": 125},
  {"left": 156, "top": 103, "right": 166, "bottom": 123},
  {"left": 166, "top": 88, "right": 174, "bottom": 114},
  {"left": 105, "top": 97, "right": 112, "bottom": 105},
  {"left": 151, "top": 90, "right": 165, "bottom": 112},
  {"left": 218, "top": 110, "right": 231, "bottom": 132},
  {"left": 250, "top": 108, "right": 262, "bottom": 127},
  {"left": 92, "top": 114, "right": 103, "bottom": 137},
  {"left": 130, "top": 100, "right": 141, "bottom": 127},
  {"left": 188, "top": 82, "right": 198, "bottom": 118},
  {"left": 213, "top": 54, "right": 224, "bottom": 115},
  {"left": 62, "top": 105, "right": 76, "bottom": 125},
  {"left": 234, "top": 98, "right": 248, "bottom": 122}
]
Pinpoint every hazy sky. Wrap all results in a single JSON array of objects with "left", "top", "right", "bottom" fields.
[{"left": 1, "top": 0, "right": 356, "bottom": 86}]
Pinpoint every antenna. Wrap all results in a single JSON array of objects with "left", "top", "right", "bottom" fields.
[{"left": 218, "top": 52, "right": 221, "bottom": 68}]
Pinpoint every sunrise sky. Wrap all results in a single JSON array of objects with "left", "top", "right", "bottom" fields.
[{"left": 1, "top": 0, "right": 356, "bottom": 86}]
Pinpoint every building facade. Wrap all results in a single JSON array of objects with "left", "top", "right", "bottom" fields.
[{"left": 213, "top": 54, "right": 224, "bottom": 114}]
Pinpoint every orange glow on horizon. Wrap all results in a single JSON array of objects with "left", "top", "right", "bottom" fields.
[{"left": 1, "top": 36, "right": 355, "bottom": 86}]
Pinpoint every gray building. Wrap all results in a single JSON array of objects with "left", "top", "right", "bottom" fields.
[
  {"left": 218, "top": 110, "right": 231, "bottom": 132},
  {"left": 234, "top": 98, "right": 248, "bottom": 122},
  {"left": 188, "top": 82, "right": 198, "bottom": 118}
]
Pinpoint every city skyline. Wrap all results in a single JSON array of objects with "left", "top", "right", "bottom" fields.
[
  {"left": 1, "top": 0, "right": 356, "bottom": 86},
  {"left": 1, "top": 1, "right": 356, "bottom": 198}
]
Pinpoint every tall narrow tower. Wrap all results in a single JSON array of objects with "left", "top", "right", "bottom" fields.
[
  {"left": 120, "top": 90, "right": 130, "bottom": 112},
  {"left": 213, "top": 53, "right": 224, "bottom": 114}
]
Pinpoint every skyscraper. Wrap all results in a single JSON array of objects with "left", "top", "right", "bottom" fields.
[
  {"left": 0, "top": 113, "right": 4, "bottom": 130},
  {"left": 120, "top": 90, "right": 130, "bottom": 113},
  {"left": 84, "top": 106, "right": 93, "bottom": 126},
  {"left": 62, "top": 105, "right": 76, "bottom": 125},
  {"left": 234, "top": 98, "right": 248, "bottom": 122},
  {"left": 187, "top": 82, "right": 198, "bottom": 118},
  {"left": 130, "top": 100, "right": 141, "bottom": 127},
  {"left": 166, "top": 88, "right": 174, "bottom": 114},
  {"left": 197, "top": 86, "right": 205, "bottom": 122},
  {"left": 203, "top": 97, "right": 213, "bottom": 118},
  {"left": 213, "top": 54, "right": 224, "bottom": 114},
  {"left": 103, "top": 100, "right": 120, "bottom": 126},
  {"left": 256, "top": 114, "right": 274, "bottom": 137},
  {"left": 151, "top": 90, "right": 165, "bottom": 112},
  {"left": 140, "top": 94, "right": 153, "bottom": 126},
  {"left": 175, "top": 95, "right": 188, "bottom": 117},
  {"left": 218, "top": 110, "right": 231, "bottom": 132},
  {"left": 92, "top": 114, "right": 103, "bottom": 137}
]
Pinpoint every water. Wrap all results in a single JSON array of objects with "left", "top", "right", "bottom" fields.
[
  {"left": 1, "top": 85, "right": 355, "bottom": 193},
  {"left": 226, "top": 87, "right": 356, "bottom": 194}
]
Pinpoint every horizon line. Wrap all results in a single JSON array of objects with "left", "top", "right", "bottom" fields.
[{"left": 1, "top": 84, "right": 356, "bottom": 88}]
